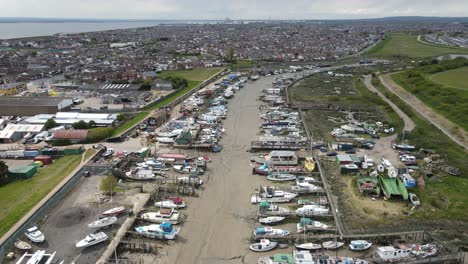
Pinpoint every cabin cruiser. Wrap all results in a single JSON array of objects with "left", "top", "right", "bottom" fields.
[
  {"left": 259, "top": 216, "right": 285, "bottom": 225},
  {"left": 322, "top": 241, "right": 345, "bottom": 250},
  {"left": 141, "top": 208, "right": 181, "bottom": 224},
  {"left": 373, "top": 245, "right": 411, "bottom": 263},
  {"left": 296, "top": 205, "right": 330, "bottom": 216},
  {"left": 126, "top": 168, "right": 158, "bottom": 181},
  {"left": 349, "top": 240, "right": 372, "bottom": 251},
  {"left": 254, "top": 227, "right": 290, "bottom": 237},
  {"left": 266, "top": 172, "right": 296, "bottom": 182},
  {"left": 297, "top": 218, "right": 330, "bottom": 232},
  {"left": 155, "top": 197, "right": 186, "bottom": 209},
  {"left": 135, "top": 222, "right": 180, "bottom": 240},
  {"left": 88, "top": 216, "right": 117, "bottom": 229},
  {"left": 76, "top": 232, "right": 108, "bottom": 248},
  {"left": 250, "top": 239, "right": 278, "bottom": 252},
  {"left": 24, "top": 226, "right": 45, "bottom": 243},
  {"left": 291, "top": 182, "right": 322, "bottom": 194},
  {"left": 251, "top": 186, "right": 297, "bottom": 204},
  {"left": 258, "top": 202, "right": 292, "bottom": 216},
  {"left": 257, "top": 250, "right": 315, "bottom": 264},
  {"left": 252, "top": 150, "right": 298, "bottom": 166}
]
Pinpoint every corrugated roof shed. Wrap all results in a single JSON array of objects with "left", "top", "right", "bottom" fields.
[{"left": 53, "top": 130, "right": 88, "bottom": 139}]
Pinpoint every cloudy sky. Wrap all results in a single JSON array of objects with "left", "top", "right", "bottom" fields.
[{"left": 1, "top": 0, "right": 467, "bottom": 20}]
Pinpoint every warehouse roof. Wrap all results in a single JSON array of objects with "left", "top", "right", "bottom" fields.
[
  {"left": 0, "top": 97, "right": 72, "bottom": 106},
  {"left": 0, "top": 124, "right": 44, "bottom": 139},
  {"left": 53, "top": 130, "right": 88, "bottom": 140}
]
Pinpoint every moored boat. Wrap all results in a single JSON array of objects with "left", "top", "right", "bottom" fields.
[
  {"left": 135, "top": 222, "right": 180, "bottom": 240},
  {"left": 141, "top": 208, "right": 181, "bottom": 224},
  {"left": 259, "top": 216, "right": 285, "bottom": 225},
  {"left": 254, "top": 227, "right": 290, "bottom": 237},
  {"left": 14, "top": 240, "right": 31, "bottom": 250},
  {"left": 322, "top": 240, "right": 345, "bottom": 250},
  {"left": 154, "top": 197, "right": 186, "bottom": 209},
  {"left": 296, "top": 218, "right": 330, "bottom": 232},
  {"left": 295, "top": 243, "right": 322, "bottom": 251},
  {"left": 76, "top": 232, "right": 108, "bottom": 248},
  {"left": 249, "top": 239, "right": 278, "bottom": 252},
  {"left": 88, "top": 216, "right": 118, "bottom": 229},
  {"left": 24, "top": 226, "right": 45, "bottom": 243},
  {"left": 266, "top": 172, "right": 296, "bottom": 182},
  {"left": 349, "top": 240, "right": 372, "bottom": 251},
  {"left": 102, "top": 206, "right": 126, "bottom": 216},
  {"left": 304, "top": 157, "right": 315, "bottom": 172}
]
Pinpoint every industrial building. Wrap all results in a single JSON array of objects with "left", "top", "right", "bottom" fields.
[
  {"left": 0, "top": 124, "right": 44, "bottom": 143},
  {"left": 0, "top": 97, "right": 73, "bottom": 116},
  {"left": 0, "top": 82, "right": 27, "bottom": 95},
  {"left": 25, "top": 112, "right": 118, "bottom": 127}
]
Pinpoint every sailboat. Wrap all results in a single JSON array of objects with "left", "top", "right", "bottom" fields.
[{"left": 88, "top": 216, "right": 117, "bottom": 229}]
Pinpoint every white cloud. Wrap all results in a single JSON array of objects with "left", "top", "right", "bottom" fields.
[{"left": 0, "top": 0, "right": 467, "bottom": 19}]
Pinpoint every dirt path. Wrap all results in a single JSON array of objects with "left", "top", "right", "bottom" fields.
[
  {"left": 156, "top": 77, "right": 276, "bottom": 264},
  {"left": 379, "top": 74, "right": 468, "bottom": 150},
  {"left": 362, "top": 75, "right": 415, "bottom": 132}
]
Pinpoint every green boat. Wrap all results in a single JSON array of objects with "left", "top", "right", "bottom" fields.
[
  {"left": 257, "top": 253, "right": 294, "bottom": 264},
  {"left": 357, "top": 176, "right": 380, "bottom": 195},
  {"left": 379, "top": 175, "right": 409, "bottom": 200}
]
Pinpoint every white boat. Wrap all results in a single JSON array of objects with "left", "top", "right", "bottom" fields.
[
  {"left": 224, "top": 89, "right": 234, "bottom": 99},
  {"left": 295, "top": 243, "right": 322, "bottom": 251},
  {"left": 258, "top": 202, "right": 292, "bottom": 216},
  {"left": 373, "top": 245, "right": 411, "bottom": 263},
  {"left": 295, "top": 176, "right": 318, "bottom": 184},
  {"left": 14, "top": 240, "right": 32, "bottom": 250},
  {"left": 409, "top": 193, "right": 420, "bottom": 206},
  {"left": 349, "top": 240, "right": 372, "bottom": 251},
  {"left": 135, "top": 223, "right": 180, "bottom": 240},
  {"left": 177, "top": 175, "right": 203, "bottom": 185},
  {"left": 291, "top": 182, "right": 322, "bottom": 194},
  {"left": 102, "top": 206, "right": 126, "bottom": 216},
  {"left": 16, "top": 250, "right": 56, "bottom": 264},
  {"left": 322, "top": 241, "right": 345, "bottom": 250},
  {"left": 126, "top": 168, "right": 157, "bottom": 181},
  {"left": 252, "top": 150, "right": 298, "bottom": 165},
  {"left": 88, "top": 216, "right": 118, "bottom": 229},
  {"left": 24, "top": 226, "right": 45, "bottom": 243},
  {"left": 156, "top": 137, "right": 174, "bottom": 144},
  {"left": 296, "top": 205, "right": 329, "bottom": 216},
  {"left": 101, "top": 148, "right": 114, "bottom": 158},
  {"left": 297, "top": 218, "right": 330, "bottom": 232},
  {"left": 76, "top": 232, "right": 108, "bottom": 248},
  {"left": 251, "top": 186, "right": 298, "bottom": 204},
  {"left": 254, "top": 227, "right": 290, "bottom": 237},
  {"left": 266, "top": 173, "right": 296, "bottom": 182},
  {"left": 155, "top": 198, "right": 186, "bottom": 209},
  {"left": 141, "top": 208, "right": 181, "bottom": 224},
  {"left": 259, "top": 216, "right": 285, "bottom": 225},
  {"left": 250, "top": 239, "right": 278, "bottom": 252}
]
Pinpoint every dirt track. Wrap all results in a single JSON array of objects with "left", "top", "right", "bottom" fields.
[
  {"left": 155, "top": 77, "right": 274, "bottom": 264},
  {"left": 379, "top": 74, "right": 468, "bottom": 150}
]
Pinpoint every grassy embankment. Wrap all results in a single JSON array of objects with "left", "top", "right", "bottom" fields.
[
  {"left": 288, "top": 71, "right": 404, "bottom": 141},
  {"left": 366, "top": 33, "right": 468, "bottom": 58},
  {"left": 112, "top": 68, "right": 224, "bottom": 136},
  {"left": 371, "top": 77, "right": 468, "bottom": 221},
  {"left": 0, "top": 151, "right": 89, "bottom": 237}
]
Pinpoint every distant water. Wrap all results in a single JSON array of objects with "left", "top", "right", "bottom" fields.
[{"left": 0, "top": 21, "right": 190, "bottom": 39}]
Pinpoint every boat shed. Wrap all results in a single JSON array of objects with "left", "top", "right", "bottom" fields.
[
  {"left": 25, "top": 112, "right": 117, "bottom": 127},
  {"left": 8, "top": 165, "right": 37, "bottom": 179},
  {"left": 336, "top": 154, "right": 353, "bottom": 165}
]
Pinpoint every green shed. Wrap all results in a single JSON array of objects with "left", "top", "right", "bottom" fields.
[
  {"left": 8, "top": 165, "right": 37, "bottom": 179},
  {"left": 63, "top": 146, "right": 84, "bottom": 155}
]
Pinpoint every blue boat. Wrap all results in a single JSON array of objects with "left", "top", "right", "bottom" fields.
[{"left": 399, "top": 174, "right": 416, "bottom": 189}]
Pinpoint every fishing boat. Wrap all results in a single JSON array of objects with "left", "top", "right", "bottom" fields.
[
  {"left": 16, "top": 250, "right": 56, "bottom": 264},
  {"left": 291, "top": 182, "right": 322, "bottom": 194},
  {"left": 102, "top": 206, "right": 126, "bottom": 216},
  {"left": 259, "top": 216, "right": 285, "bottom": 225},
  {"left": 88, "top": 216, "right": 117, "bottom": 229},
  {"left": 14, "top": 240, "right": 31, "bottom": 250},
  {"left": 141, "top": 208, "right": 181, "bottom": 224},
  {"left": 322, "top": 241, "right": 345, "bottom": 250},
  {"left": 251, "top": 186, "right": 298, "bottom": 204},
  {"left": 266, "top": 172, "right": 296, "bottom": 182},
  {"left": 173, "top": 164, "right": 204, "bottom": 175},
  {"left": 349, "top": 240, "right": 372, "bottom": 251},
  {"left": 258, "top": 202, "right": 292, "bottom": 216},
  {"left": 295, "top": 243, "right": 322, "bottom": 251},
  {"left": 24, "top": 226, "right": 45, "bottom": 243},
  {"left": 249, "top": 239, "right": 278, "bottom": 252},
  {"left": 76, "top": 232, "right": 108, "bottom": 248},
  {"left": 373, "top": 245, "right": 412, "bottom": 263},
  {"left": 252, "top": 151, "right": 298, "bottom": 166},
  {"left": 296, "top": 205, "right": 329, "bottom": 216},
  {"left": 295, "top": 176, "right": 318, "bottom": 184},
  {"left": 254, "top": 227, "right": 290, "bottom": 237},
  {"left": 135, "top": 222, "right": 180, "bottom": 240},
  {"left": 304, "top": 157, "right": 315, "bottom": 172},
  {"left": 296, "top": 218, "right": 330, "bottom": 232},
  {"left": 154, "top": 197, "right": 186, "bottom": 209}
]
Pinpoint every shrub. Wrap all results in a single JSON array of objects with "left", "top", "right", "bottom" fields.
[{"left": 86, "top": 127, "right": 114, "bottom": 143}]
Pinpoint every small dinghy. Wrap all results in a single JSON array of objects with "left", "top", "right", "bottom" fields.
[
  {"left": 322, "top": 240, "right": 345, "bottom": 250},
  {"left": 249, "top": 239, "right": 278, "bottom": 252},
  {"left": 76, "top": 232, "right": 108, "bottom": 248},
  {"left": 259, "top": 216, "right": 285, "bottom": 225},
  {"left": 349, "top": 240, "right": 372, "bottom": 251},
  {"left": 88, "top": 216, "right": 118, "bottom": 229},
  {"left": 102, "top": 206, "right": 126, "bottom": 216},
  {"left": 295, "top": 243, "right": 322, "bottom": 251},
  {"left": 14, "top": 239, "right": 32, "bottom": 250}
]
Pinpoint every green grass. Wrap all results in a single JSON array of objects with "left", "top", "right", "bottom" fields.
[
  {"left": 157, "top": 67, "right": 224, "bottom": 82},
  {"left": 112, "top": 111, "right": 149, "bottom": 136},
  {"left": 367, "top": 33, "right": 468, "bottom": 58},
  {"left": 83, "top": 149, "right": 96, "bottom": 161},
  {"left": 229, "top": 60, "right": 255, "bottom": 68},
  {"left": 392, "top": 72, "right": 468, "bottom": 131},
  {"left": 0, "top": 155, "right": 83, "bottom": 237},
  {"left": 429, "top": 66, "right": 468, "bottom": 90},
  {"left": 372, "top": 77, "right": 468, "bottom": 222}
]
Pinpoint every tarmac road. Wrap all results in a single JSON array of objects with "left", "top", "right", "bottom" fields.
[{"left": 155, "top": 77, "right": 276, "bottom": 264}]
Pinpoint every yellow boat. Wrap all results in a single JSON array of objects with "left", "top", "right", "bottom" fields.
[{"left": 304, "top": 157, "right": 315, "bottom": 172}]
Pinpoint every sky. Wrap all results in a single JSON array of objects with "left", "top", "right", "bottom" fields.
[{"left": 0, "top": 0, "right": 467, "bottom": 20}]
